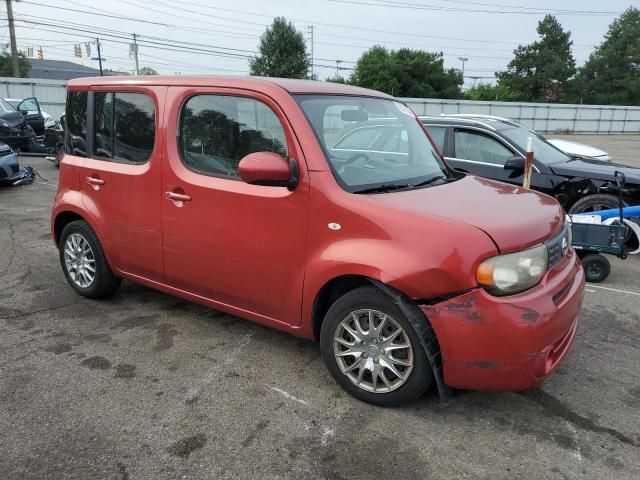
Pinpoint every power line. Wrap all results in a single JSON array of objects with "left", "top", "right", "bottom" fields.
[{"left": 329, "top": 0, "right": 621, "bottom": 15}]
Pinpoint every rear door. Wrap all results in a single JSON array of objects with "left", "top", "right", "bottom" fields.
[
  {"left": 161, "top": 87, "right": 310, "bottom": 325},
  {"left": 80, "top": 87, "right": 165, "bottom": 280}
]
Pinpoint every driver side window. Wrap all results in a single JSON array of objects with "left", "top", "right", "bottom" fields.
[{"left": 454, "top": 129, "right": 514, "bottom": 166}]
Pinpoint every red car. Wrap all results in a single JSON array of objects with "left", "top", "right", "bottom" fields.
[{"left": 51, "top": 77, "right": 584, "bottom": 406}]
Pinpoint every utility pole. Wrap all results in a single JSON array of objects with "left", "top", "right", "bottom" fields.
[
  {"left": 132, "top": 33, "right": 140, "bottom": 75},
  {"left": 5, "top": 0, "right": 20, "bottom": 77},
  {"left": 96, "top": 38, "right": 103, "bottom": 76},
  {"left": 335, "top": 60, "right": 342, "bottom": 78},
  {"left": 307, "top": 25, "right": 314, "bottom": 79}
]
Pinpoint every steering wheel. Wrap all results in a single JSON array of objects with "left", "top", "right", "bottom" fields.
[{"left": 344, "top": 153, "right": 369, "bottom": 165}]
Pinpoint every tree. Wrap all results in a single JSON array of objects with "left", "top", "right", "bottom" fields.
[
  {"left": 325, "top": 75, "right": 347, "bottom": 84},
  {"left": 0, "top": 50, "right": 31, "bottom": 77},
  {"left": 249, "top": 17, "right": 311, "bottom": 79},
  {"left": 465, "top": 82, "right": 522, "bottom": 101},
  {"left": 574, "top": 7, "right": 640, "bottom": 105},
  {"left": 139, "top": 66, "right": 158, "bottom": 75},
  {"left": 497, "top": 15, "right": 575, "bottom": 102},
  {"left": 350, "top": 46, "right": 462, "bottom": 98}
]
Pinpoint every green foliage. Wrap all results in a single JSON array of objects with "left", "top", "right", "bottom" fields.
[
  {"left": 0, "top": 49, "right": 31, "bottom": 77},
  {"left": 249, "top": 17, "right": 311, "bottom": 79},
  {"left": 139, "top": 66, "right": 158, "bottom": 75},
  {"left": 350, "top": 46, "right": 462, "bottom": 98},
  {"left": 575, "top": 7, "right": 640, "bottom": 106},
  {"left": 465, "top": 82, "right": 522, "bottom": 101},
  {"left": 325, "top": 75, "right": 347, "bottom": 84},
  {"left": 497, "top": 15, "right": 575, "bottom": 102}
]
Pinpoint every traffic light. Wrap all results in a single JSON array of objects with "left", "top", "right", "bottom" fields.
[
  {"left": 37, "top": 47, "right": 44, "bottom": 60},
  {"left": 74, "top": 44, "right": 82, "bottom": 58}
]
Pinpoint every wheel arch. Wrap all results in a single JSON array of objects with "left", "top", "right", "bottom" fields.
[{"left": 310, "top": 274, "right": 452, "bottom": 401}]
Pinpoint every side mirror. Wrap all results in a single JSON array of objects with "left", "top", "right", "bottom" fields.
[
  {"left": 504, "top": 156, "right": 525, "bottom": 171},
  {"left": 238, "top": 151, "right": 299, "bottom": 190},
  {"left": 19, "top": 110, "right": 29, "bottom": 116}
]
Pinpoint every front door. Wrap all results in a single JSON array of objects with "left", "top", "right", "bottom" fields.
[
  {"left": 161, "top": 88, "right": 309, "bottom": 326},
  {"left": 80, "top": 87, "right": 164, "bottom": 280}
]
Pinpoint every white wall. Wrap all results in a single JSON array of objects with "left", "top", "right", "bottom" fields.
[
  {"left": 0, "top": 77, "right": 66, "bottom": 119},
  {"left": 400, "top": 98, "right": 640, "bottom": 134}
]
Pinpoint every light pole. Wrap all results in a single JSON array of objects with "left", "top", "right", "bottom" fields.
[{"left": 458, "top": 57, "right": 468, "bottom": 77}]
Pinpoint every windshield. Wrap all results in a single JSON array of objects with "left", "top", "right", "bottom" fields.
[
  {"left": 0, "top": 99, "right": 16, "bottom": 113},
  {"left": 295, "top": 95, "right": 449, "bottom": 192},
  {"left": 501, "top": 124, "right": 570, "bottom": 165}
]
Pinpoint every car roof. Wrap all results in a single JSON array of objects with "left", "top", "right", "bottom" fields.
[
  {"left": 67, "top": 75, "right": 393, "bottom": 99},
  {"left": 419, "top": 114, "right": 522, "bottom": 132}
]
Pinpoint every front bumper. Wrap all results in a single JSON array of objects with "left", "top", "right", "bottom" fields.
[
  {"left": 0, "top": 151, "right": 20, "bottom": 184},
  {"left": 421, "top": 249, "right": 585, "bottom": 391}
]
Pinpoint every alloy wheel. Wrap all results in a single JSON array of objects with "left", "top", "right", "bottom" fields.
[
  {"left": 334, "top": 309, "right": 414, "bottom": 393},
  {"left": 63, "top": 233, "right": 96, "bottom": 288}
]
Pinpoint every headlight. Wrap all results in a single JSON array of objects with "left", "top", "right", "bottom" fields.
[{"left": 476, "top": 244, "right": 548, "bottom": 295}]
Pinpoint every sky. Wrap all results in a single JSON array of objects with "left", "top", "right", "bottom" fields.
[{"left": 0, "top": 0, "right": 635, "bottom": 87}]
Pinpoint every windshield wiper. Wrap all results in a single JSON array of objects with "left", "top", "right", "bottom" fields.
[
  {"left": 352, "top": 183, "right": 413, "bottom": 194},
  {"left": 410, "top": 175, "right": 449, "bottom": 188},
  {"left": 352, "top": 175, "right": 450, "bottom": 194}
]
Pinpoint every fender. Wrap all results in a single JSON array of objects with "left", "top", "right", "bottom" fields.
[{"left": 51, "top": 192, "right": 118, "bottom": 272}]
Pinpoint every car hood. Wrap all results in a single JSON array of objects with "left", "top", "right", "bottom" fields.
[
  {"left": 549, "top": 158, "right": 640, "bottom": 184},
  {"left": 0, "top": 111, "right": 25, "bottom": 127},
  {"left": 547, "top": 139, "right": 608, "bottom": 159},
  {"left": 367, "top": 175, "right": 564, "bottom": 253}
]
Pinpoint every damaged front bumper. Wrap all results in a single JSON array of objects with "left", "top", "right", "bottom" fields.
[{"left": 421, "top": 249, "right": 585, "bottom": 391}]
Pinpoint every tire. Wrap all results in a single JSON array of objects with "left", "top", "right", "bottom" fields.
[
  {"left": 568, "top": 193, "right": 622, "bottom": 215},
  {"left": 59, "top": 220, "right": 121, "bottom": 298},
  {"left": 581, "top": 254, "right": 611, "bottom": 283},
  {"left": 320, "top": 286, "right": 432, "bottom": 407}
]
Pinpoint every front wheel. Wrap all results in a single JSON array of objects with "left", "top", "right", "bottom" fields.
[{"left": 320, "top": 286, "right": 432, "bottom": 406}]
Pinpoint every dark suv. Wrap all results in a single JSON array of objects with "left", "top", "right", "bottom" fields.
[{"left": 421, "top": 115, "right": 640, "bottom": 214}]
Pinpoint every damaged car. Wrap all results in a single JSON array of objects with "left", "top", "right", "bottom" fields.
[
  {"left": 52, "top": 77, "right": 585, "bottom": 406},
  {"left": 421, "top": 114, "right": 640, "bottom": 214},
  {"left": 0, "top": 98, "right": 47, "bottom": 153},
  {"left": 0, "top": 141, "right": 19, "bottom": 185}
]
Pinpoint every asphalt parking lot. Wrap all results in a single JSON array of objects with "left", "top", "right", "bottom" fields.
[{"left": 1, "top": 141, "right": 640, "bottom": 480}]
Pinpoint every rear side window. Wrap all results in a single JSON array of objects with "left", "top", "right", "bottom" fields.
[
  {"left": 65, "top": 91, "right": 87, "bottom": 157},
  {"left": 94, "top": 92, "right": 155, "bottom": 164},
  {"left": 179, "top": 95, "right": 287, "bottom": 179}
]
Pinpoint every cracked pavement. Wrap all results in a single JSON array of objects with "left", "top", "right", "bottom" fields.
[{"left": 1, "top": 154, "right": 639, "bottom": 480}]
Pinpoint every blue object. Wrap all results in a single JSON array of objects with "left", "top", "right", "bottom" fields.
[{"left": 585, "top": 204, "right": 640, "bottom": 221}]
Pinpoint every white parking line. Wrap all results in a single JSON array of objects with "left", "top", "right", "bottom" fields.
[{"left": 587, "top": 285, "right": 640, "bottom": 296}]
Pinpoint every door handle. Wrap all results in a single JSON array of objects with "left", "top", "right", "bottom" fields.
[
  {"left": 165, "top": 191, "right": 192, "bottom": 202},
  {"left": 85, "top": 176, "right": 105, "bottom": 190},
  {"left": 164, "top": 191, "right": 192, "bottom": 206},
  {"left": 86, "top": 176, "right": 105, "bottom": 185}
]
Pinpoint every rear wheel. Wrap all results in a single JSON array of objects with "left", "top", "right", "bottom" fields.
[
  {"left": 581, "top": 254, "right": 611, "bottom": 283},
  {"left": 320, "top": 286, "right": 432, "bottom": 406},
  {"left": 59, "top": 220, "right": 121, "bottom": 298}
]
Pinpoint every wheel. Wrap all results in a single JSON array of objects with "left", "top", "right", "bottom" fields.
[
  {"left": 59, "top": 220, "right": 121, "bottom": 298},
  {"left": 320, "top": 286, "right": 432, "bottom": 406},
  {"left": 581, "top": 254, "right": 611, "bottom": 283},
  {"left": 568, "top": 194, "right": 623, "bottom": 214}
]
